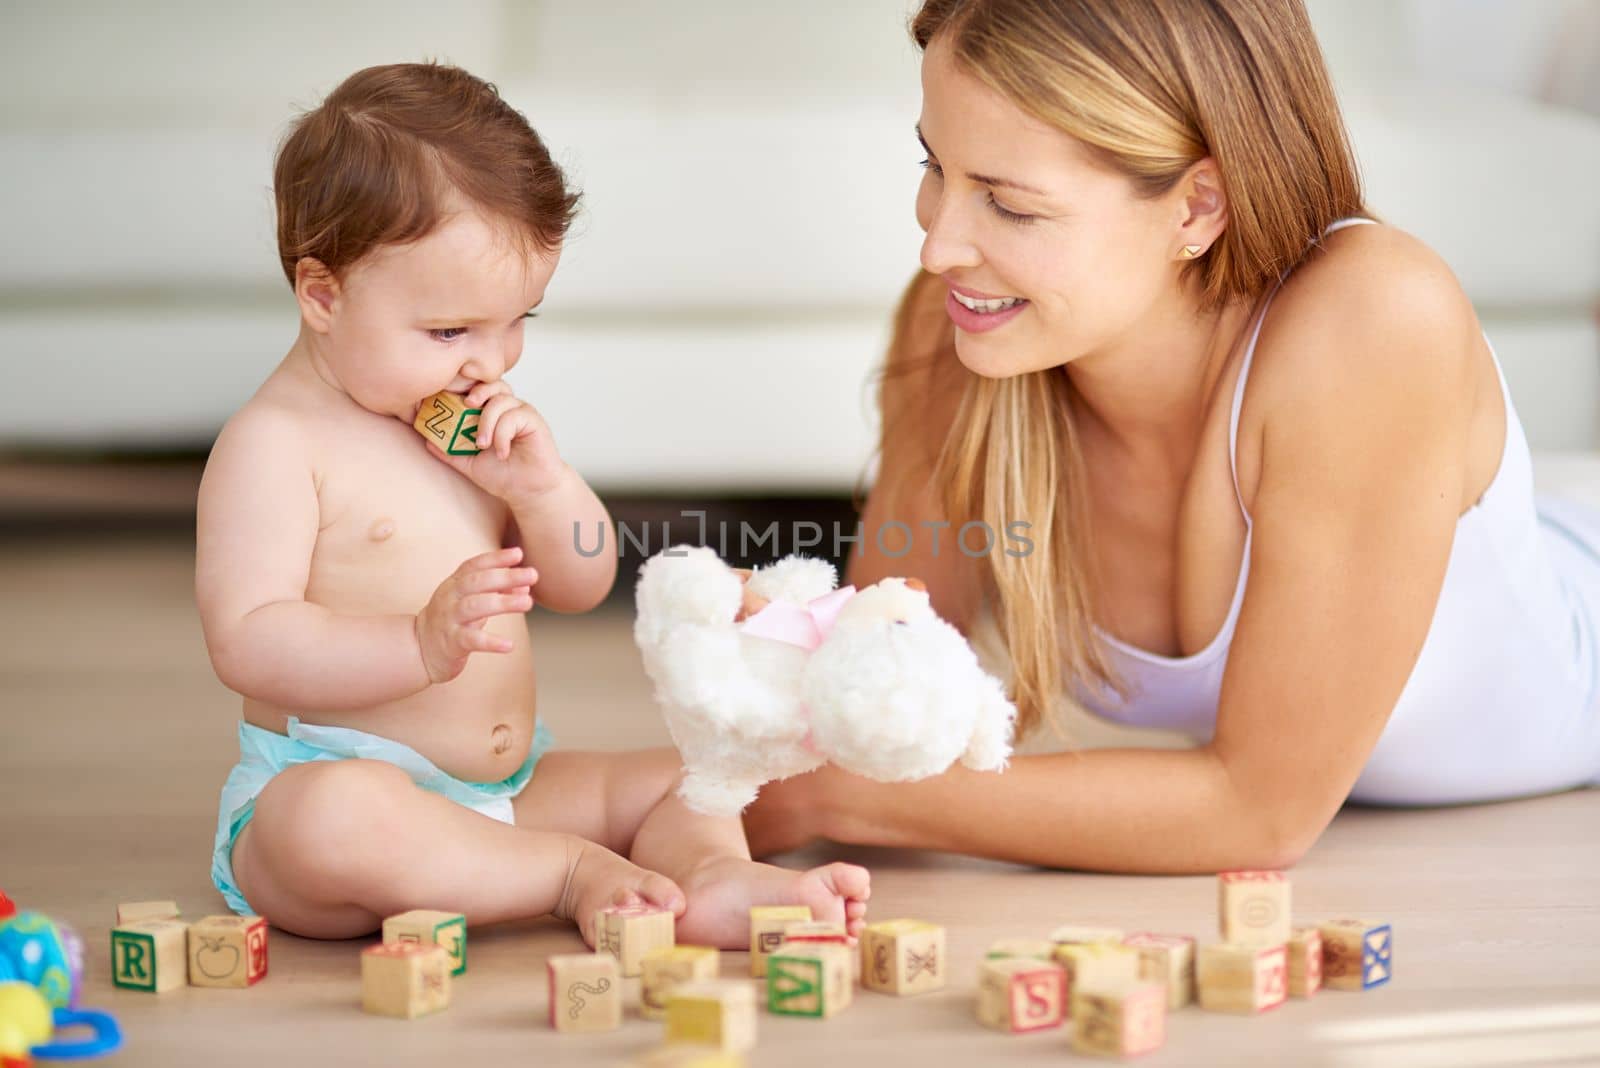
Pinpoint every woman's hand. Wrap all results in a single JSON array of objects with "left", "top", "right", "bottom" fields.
[{"left": 732, "top": 567, "right": 769, "bottom": 621}]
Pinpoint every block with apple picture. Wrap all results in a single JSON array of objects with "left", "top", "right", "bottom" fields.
[{"left": 187, "top": 915, "right": 269, "bottom": 988}]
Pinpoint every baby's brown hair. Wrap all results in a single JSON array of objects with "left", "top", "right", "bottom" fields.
[{"left": 273, "top": 62, "right": 580, "bottom": 287}]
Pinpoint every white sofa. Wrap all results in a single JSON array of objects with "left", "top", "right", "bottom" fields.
[{"left": 2, "top": 0, "right": 1597, "bottom": 495}]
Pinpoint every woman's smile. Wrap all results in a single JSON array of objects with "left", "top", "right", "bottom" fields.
[{"left": 945, "top": 282, "right": 1031, "bottom": 333}]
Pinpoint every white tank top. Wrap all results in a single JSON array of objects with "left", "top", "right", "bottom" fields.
[{"left": 1073, "top": 218, "right": 1600, "bottom": 804}]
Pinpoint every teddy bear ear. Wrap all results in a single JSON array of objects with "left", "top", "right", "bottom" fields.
[{"left": 746, "top": 554, "right": 838, "bottom": 603}]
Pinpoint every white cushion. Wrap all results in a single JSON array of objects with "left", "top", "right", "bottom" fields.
[{"left": 1342, "top": 85, "right": 1600, "bottom": 306}]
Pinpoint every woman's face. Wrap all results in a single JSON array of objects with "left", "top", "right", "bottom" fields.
[{"left": 915, "top": 35, "right": 1188, "bottom": 378}]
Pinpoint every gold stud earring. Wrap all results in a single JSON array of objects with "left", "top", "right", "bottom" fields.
[{"left": 1180, "top": 244, "right": 1203, "bottom": 259}]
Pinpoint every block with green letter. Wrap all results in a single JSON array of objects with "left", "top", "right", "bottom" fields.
[
  {"left": 382, "top": 909, "right": 468, "bottom": 976},
  {"left": 767, "top": 942, "right": 851, "bottom": 1018},
  {"left": 412, "top": 391, "right": 481, "bottom": 455},
  {"left": 111, "top": 918, "right": 188, "bottom": 993}
]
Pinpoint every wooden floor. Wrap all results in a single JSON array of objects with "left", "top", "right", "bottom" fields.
[{"left": 4, "top": 531, "right": 1599, "bottom": 1067}]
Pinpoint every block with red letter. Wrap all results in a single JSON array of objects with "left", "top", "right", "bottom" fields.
[
  {"left": 976, "top": 958, "right": 1066, "bottom": 1033},
  {"left": 547, "top": 952, "right": 622, "bottom": 1032},
  {"left": 362, "top": 942, "right": 451, "bottom": 1018},
  {"left": 186, "top": 915, "right": 269, "bottom": 988},
  {"left": 1288, "top": 926, "right": 1323, "bottom": 997},
  {"left": 1319, "top": 919, "right": 1392, "bottom": 991},
  {"left": 1197, "top": 943, "right": 1287, "bottom": 1014},
  {"left": 596, "top": 903, "right": 675, "bottom": 977},
  {"left": 1122, "top": 932, "right": 1196, "bottom": 1009},
  {"left": 860, "top": 919, "right": 946, "bottom": 996},
  {"left": 1217, "top": 871, "right": 1291, "bottom": 946},
  {"left": 1070, "top": 980, "right": 1167, "bottom": 1058}
]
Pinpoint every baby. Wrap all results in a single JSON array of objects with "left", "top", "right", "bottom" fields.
[{"left": 194, "top": 62, "right": 869, "bottom": 944}]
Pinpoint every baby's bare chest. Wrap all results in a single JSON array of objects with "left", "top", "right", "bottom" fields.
[{"left": 306, "top": 424, "right": 508, "bottom": 612}]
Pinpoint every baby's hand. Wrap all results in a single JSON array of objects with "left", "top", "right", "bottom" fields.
[
  {"left": 423, "top": 381, "right": 569, "bottom": 505},
  {"left": 415, "top": 546, "right": 538, "bottom": 684}
]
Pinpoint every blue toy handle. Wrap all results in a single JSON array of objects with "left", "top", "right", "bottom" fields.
[{"left": 30, "top": 1008, "right": 123, "bottom": 1060}]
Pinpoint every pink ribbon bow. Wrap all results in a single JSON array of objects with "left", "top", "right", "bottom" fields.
[{"left": 738, "top": 585, "right": 858, "bottom": 651}]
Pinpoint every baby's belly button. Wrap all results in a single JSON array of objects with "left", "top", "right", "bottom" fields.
[{"left": 491, "top": 723, "right": 514, "bottom": 756}]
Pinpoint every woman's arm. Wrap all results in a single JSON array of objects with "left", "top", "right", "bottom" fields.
[{"left": 753, "top": 236, "right": 1479, "bottom": 871}]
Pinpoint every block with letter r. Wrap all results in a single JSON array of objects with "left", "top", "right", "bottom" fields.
[{"left": 111, "top": 919, "right": 187, "bottom": 993}]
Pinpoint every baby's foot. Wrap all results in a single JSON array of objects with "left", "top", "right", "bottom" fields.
[
  {"left": 555, "top": 839, "right": 685, "bottom": 948},
  {"left": 674, "top": 857, "right": 871, "bottom": 950}
]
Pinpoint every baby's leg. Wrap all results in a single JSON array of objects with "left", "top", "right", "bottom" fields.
[
  {"left": 230, "top": 758, "right": 682, "bottom": 940},
  {"left": 514, "top": 749, "right": 870, "bottom": 950}
]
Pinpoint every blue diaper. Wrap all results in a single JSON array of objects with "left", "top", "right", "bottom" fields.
[{"left": 211, "top": 716, "right": 553, "bottom": 915}]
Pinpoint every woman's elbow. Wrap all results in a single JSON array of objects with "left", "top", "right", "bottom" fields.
[{"left": 1242, "top": 806, "right": 1333, "bottom": 871}]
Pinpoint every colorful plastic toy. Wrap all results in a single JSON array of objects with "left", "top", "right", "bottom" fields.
[
  {"left": 0, "top": 915, "right": 83, "bottom": 1010},
  {"left": 0, "top": 981, "right": 121, "bottom": 1062}
]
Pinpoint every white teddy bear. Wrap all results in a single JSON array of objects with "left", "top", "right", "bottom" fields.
[{"left": 633, "top": 544, "right": 1017, "bottom": 816}]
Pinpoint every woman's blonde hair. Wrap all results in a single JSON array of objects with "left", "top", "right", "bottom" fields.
[{"left": 884, "top": 0, "right": 1366, "bottom": 739}]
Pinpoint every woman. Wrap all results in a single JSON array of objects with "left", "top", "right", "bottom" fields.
[{"left": 744, "top": 0, "right": 1600, "bottom": 872}]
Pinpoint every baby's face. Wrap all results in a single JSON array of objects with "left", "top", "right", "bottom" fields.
[{"left": 319, "top": 203, "right": 560, "bottom": 419}]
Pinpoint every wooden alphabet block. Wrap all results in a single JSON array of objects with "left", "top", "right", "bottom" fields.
[
  {"left": 412, "top": 391, "right": 481, "bottom": 455},
  {"left": 632, "top": 1047, "right": 747, "bottom": 1067},
  {"left": 986, "top": 938, "right": 1055, "bottom": 962},
  {"left": 1122, "top": 932, "right": 1196, "bottom": 1009},
  {"left": 1217, "top": 870, "right": 1291, "bottom": 946},
  {"left": 362, "top": 942, "right": 451, "bottom": 1019},
  {"left": 1049, "top": 924, "right": 1125, "bottom": 947},
  {"left": 976, "top": 958, "right": 1066, "bottom": 1033},
  {"left": 382, "top": 909, "right": 467, "bottom": 976},
  {"left": 767, "top": 942, "right": 852, "bottom": 1018},
  {"left": 1196, "top": 943, "right": 1287, "bottom": 1014},
  {"left": 1054, "top": 941, "right": 1142, "bottom": 1004},
  {"left": 859, "top": 918, "right": 945, "bottom": 996},
  {"left": 187, "top": 914, "right": 269, "bottom": 988},
  {"left": 779, "top": 920, "right": 848, "bottom": 947},
  {"left": 641, "top": 945, "right": 720, "bottom": 1020},
  {"left": 547, "top": 952, "right": 622, "bottom": 1032},
  {"left": 115, "top": 900, "right": 179, "bottom": 925},
  {"left": 1288, "top": 926, "right": 1323, "bottom": 997},
  {"left": 596, "top": 903, "right": 675, "bottom": 977},
  {"left": 110, "top": 919, "right": 188, "bottom": 993},
  {"left": 666, "top": 979, "right": 758, "bottom": 1054},
  {"left": 1319, "top": 919, "right": 1392, "bottom": 991},
  {"left": 1070, "top": 980, "right": 1167, "bottom": 1059},
  {"left": 748, "top": 905, "right": 811, "bottom": 977},
  {"left": 782, "top": 920, "right": 856, "bottom": 980}
]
